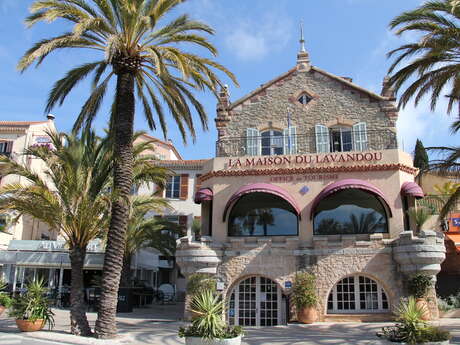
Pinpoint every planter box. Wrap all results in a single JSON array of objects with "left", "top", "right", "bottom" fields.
[
  {"left": 15, "top": 319, "right": 45, "bottom": 332},
  {"left": 185, "top": 335, "right": 242, "bottom": 345}
]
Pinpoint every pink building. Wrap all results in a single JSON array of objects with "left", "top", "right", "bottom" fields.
[{"left": 177, "top": 42, "right": 446, "bottom": 324}]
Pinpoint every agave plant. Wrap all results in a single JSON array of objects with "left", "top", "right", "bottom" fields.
[{"left": 188, "top": 290, "right": 226, "bottom": 339}]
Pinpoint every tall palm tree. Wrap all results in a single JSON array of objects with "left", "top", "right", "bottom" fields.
[
  {"left": 0, "top": 130, "right": 170, "bottom": 336},
  {"left": 121, "top": 195, "right": 182, "bottom": 286},
  {"left": 387, "top": 0, "right": 460, "bottom": 115},
  {"left": 19, "top": 1, "right": 236, "bottom": 337},
  {"left": 0, "top": 130, "right": 111, "bottom": 336}
]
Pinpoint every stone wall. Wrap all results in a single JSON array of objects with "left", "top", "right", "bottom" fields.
[{"left": 220, "top": 67, "right": 396, "bottom": 140}]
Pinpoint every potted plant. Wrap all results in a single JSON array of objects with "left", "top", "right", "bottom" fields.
[
  {"left": 292, "top": 272, "right": 318, "bottom": 324},
  {"left": 377, "top": 297, "right": 451, "bottom": 344},
  {"left": 0, "top": 279, "right": 12, "bottom": 316},
  {"left": 408, "top": 273, "right": 433, "bottom": 321},
  {"left": 9, "top": 279, "right": 55, "bottom": 332},
  {"left": 186, "top": 273, "right": 217, "bottom": 319},
  {"left": 179, "top": 290, "right": 243, "bottom": 345}
]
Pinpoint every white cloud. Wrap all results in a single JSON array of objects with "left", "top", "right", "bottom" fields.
[
  {"left": 397, "top": 96, "right": 453, "bottom": 153},
  {"left": 225, "top": 14, "right": 292, "bottom": 61}
]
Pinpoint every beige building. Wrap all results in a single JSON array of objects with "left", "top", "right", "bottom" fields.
[
  {"left": 0, "top": 116, "right": 57, "bottom": 249},
  {"left": 177, "top": 43, "right": 446, "bottom": 325}
]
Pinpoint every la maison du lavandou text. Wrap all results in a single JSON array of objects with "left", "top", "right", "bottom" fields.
[{"left": 226, "top": 152, "right": 383, "bottom": 169}]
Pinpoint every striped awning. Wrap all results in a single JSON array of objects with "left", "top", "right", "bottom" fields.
[{"left": 401, "top": 181, "right": 424, "bottom": 199}]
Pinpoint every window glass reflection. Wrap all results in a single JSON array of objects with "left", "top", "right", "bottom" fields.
[
  {"left": 314, "top": 189, "right": 388, "bottom": 235},
  {"left": 228, "top": 193, "right": 298, "bottom": 236}
]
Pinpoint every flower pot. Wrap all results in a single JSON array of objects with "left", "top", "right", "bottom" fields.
[
  {"left": 297, "top": 306, "right": 317, "bottom": 324},
  {"left": 185, "top": 335, "right": 242, "bottom": 345},
  {"left": 378, "top": 341, "right": 449, "bottom": 345},
  {"left": 0, "top": 306, "right": 5, "bottom": 316},
  {"left": 416, "top": 298, "right": 431, "bottom": 321},
  {"left": 15, "top": 319, "right": 45, "bottom": 332}
]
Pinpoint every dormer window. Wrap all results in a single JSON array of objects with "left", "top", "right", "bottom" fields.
[{"left": 298, "top": 93, "right": 312, "bottom": 105}]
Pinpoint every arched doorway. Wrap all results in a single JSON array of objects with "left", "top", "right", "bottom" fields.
[
  {"left": 227, "top": 276, "right": 282, "bottom": 326},
  {"left": 327, "top": 275, "right": 389, "bottom": 313}
]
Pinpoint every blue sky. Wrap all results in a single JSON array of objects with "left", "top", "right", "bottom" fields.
[{"left": 0, "top": 0, "right": 457, "bottom": 159}]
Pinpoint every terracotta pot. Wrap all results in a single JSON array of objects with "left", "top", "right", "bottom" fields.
[
  {"left": 0, "top": 306, "right": 5, "bottom": 316},
  {"left": 297, "top": 306, "right": 317, "bottom": 324},
  {"left": 416, "top": 298, "right": 431, "bottom": 321},
  {"left": 15, "top": 319, "right": 45, "bottom": 332}
]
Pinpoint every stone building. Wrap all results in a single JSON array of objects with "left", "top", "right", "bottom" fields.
[{"left": 176, "top": 39, "right": 446, "bottom": 325}]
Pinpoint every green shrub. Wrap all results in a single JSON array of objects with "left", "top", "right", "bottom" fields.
[
  {"left": 8, "top": 279, "right": 54, "bottom": 329},
  {"left": 292, "top": 272, "right": 317, "bottom": 309},
  {"left": 377, "top": 297, "right": 451, "bottom": 344},
  {"left": 407, "top": 273, "right": 432, "bottom": 299},
  {"left": 186, "top": 273, "right": 216, "bottom": 296},
  {"left": 0, "top": 293, "right": 12, "bottom": 308},
  {"left": 179, "top": 290, "right": 243, "bottom": 339}
]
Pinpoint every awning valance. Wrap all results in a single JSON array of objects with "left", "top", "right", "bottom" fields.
[
  {"left": 401, "top": 181, "right": 424, "bottom": 199},
  {"left": 194, "top": 188, "right": 213, "bottom": 204},
  {"left": 223, "top": 183, "right": 301, "bottom": 221},
  {"left": 310, "top": 179, "right": 392, "bottom": 219}
]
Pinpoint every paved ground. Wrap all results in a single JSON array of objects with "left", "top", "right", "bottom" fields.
[{"left": 0, "top": 305, "right": 459, "bottom": 345}]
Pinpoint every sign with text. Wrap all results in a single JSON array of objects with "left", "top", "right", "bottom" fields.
[{"left": 226, "top": 152, "right": 383, "bottom": 169}]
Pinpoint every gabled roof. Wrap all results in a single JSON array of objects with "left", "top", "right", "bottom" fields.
[
  {"left": 154, "top": 159, "right": 208, "bottom": 170},
  {"left": 228, "top": 65, "right": 390, "bottom": 110},
  {"left": 137, "top": 133, "right": 183, "bottom": 160}
]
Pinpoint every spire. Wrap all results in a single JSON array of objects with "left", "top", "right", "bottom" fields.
[
  {"left": 300, "top": 20, "right": 306, "bottom": 52},
  {"left": 296, "top": 20, "right": 310, "bottom": 70}
]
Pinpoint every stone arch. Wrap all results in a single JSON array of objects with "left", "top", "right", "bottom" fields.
[
  {"left": 323, "top": 271, "right": 393, "bottom": 315},
  {"left": 224, "top": 273, "right": 284, "bottom": 300}
]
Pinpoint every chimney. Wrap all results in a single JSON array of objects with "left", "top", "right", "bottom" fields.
[
  {"left": 381, "top": 76, "right": 396, "bottom": 99},
  {"left": 47, "top": 113, "right": 55, "bottom": 121}
]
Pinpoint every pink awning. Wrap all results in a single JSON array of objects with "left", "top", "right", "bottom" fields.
[
  {"left": 194, "top": 188, "right": 213, "bottom": 204},
  {"left": 310, "top": 179, "right": 392, "bottom": 219},
  {"left": 401, "top": 181, "right": 424, "bottom": 199},
  {"left": 223, "top": 183, "right": 301, "bottom": 221}
]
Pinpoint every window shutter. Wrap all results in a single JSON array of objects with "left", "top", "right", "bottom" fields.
[
  {"left": 180, "top": 174, "right": 189, "bottom": 200},
  {"left": 283, "top": 126, "right": 297, "bottom": 155},
  {"left": 154, "top": 185, "right": 164, "bottom": 197},
  {"left": 246, "top": 128, "right": 260, "bottom": 156},
  {"left": 195, "top": 174, "right": 202, "bottom": 194},
  {"left": 352, "top": 122, "right": 368, "bottom": 151},
  {"left": 5, "top": 141, "right": 13, "bottom": 153},
  {"left": 315, "top": 124, "right": 330, "bottom": 153}
]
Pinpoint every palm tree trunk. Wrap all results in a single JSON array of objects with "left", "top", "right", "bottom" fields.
[
  {"left": 95, "top": 71, "right": 135, "bottom": 339},
  {"left": 69, "top": 245, "right": 92, "bottom": 336},
  {"left": 120, "top": 254, "right": 132, "bottom": 287}
]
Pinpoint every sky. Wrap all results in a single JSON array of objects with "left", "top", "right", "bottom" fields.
[{"left": 0, "top": 0, "right": 458, "bottom": 159}]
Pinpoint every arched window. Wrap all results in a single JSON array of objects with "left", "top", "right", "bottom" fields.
[
  {"left": 228, "top": 192, "right": 298, "bottom": 236},
  {"left": 261, "top": 130, "right": 283, "bottom": 156},
  {"left": 327, "top": 275, "right": 389, "bottom": 313},
  {"left": 313, "top": 189, "right": 388, "bottom": 235}
]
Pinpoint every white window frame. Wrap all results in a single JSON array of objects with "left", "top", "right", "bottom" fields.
[
  {"left": 353, "top": 122, "right": 368, "bottom": 151},
  {"left": 315, "top": 124, "right": 330, "bottom": 153},
  {"left": 0, "top": 142, "right": 6, "bottom": 153},
  {"left": 165, "top": 175, "right": 180, "bottom": 199},
  {"left": 327, "top": 275, "right": 389, "bottom": 314},
  {"left": 261, "top": 130, "right": 283, "bottom": 156},
  {"left": 246, "top": 128, "right": 260, "bottom": 156},
  {"left": 283, "top": 126, "right": 297, "bottom": 155}
]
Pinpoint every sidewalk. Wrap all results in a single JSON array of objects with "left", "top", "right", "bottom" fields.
[{"left": 1, "top": 305, "right": 459, "bottom": 345}]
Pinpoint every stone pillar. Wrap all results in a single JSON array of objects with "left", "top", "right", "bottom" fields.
[
  {"left": 176, "top": 236, "right": 223, "bottom": 320},
  {"left": 393, "top": 230, "right": 446, "bottom": 319}
]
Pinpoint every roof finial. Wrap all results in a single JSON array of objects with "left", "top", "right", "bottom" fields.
[{"left": 300, "top": 20, "right": 306, "bottom": 52}]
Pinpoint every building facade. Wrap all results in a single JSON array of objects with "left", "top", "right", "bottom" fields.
[{"left": 177, "top": 46, "right": 446, "bottom": 325}]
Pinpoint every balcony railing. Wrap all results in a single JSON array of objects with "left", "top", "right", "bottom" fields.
[
  {"left": 216, "top": 129, "right": 398, "bottom": 157},
  {"left": 0, "top": 152, "right": 11, "bottom": 159}
]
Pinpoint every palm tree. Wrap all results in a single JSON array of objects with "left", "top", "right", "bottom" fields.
[
  {"left": 121, "top": 195, "right": 183, "bottom": 287},
  {"left": 387, "top": 0, "right": 460, "bottom": 115},
  {"left": 0, "top": 130, "right": 111, "bottom": 336},
  {"left": 345, "top": 212, "right": 385, "bottom": 234},
  {"left": 19, "top": 2, "right": 236, "bottom": 338}
]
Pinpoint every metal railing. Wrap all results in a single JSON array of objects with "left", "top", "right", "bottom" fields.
[
  {"left": 216, "top": 129, "right": 398, "bottom": 157},
  {"left": 417, "top": 195, "right": 460, "bottom": 215}
]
